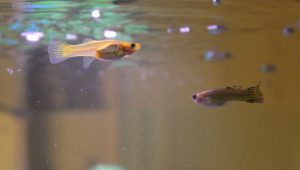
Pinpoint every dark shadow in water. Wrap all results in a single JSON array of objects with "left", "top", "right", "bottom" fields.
[
  {"left": 0, "top": 102, "right": 27, "bottom": 117},
  {"left": 113, "top": 0, "right": 138, "bottom": 5},
  {"left": 25, "top": 45, "right": 106, "bottom": 170},
  {"left": 25, "top": 46, "right": 105, "bottom": 113},
  {"left": 0, "top": 103, "right": 14, "bottom": 114}
]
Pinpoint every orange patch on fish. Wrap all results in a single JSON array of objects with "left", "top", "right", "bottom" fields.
[{"left": 48, "top": 39, "right": 141, "bottom": 69}]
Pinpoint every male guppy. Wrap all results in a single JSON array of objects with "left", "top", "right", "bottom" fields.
[
  {"left": 48, "top": 39, "right": 141, "bottom": 69},
  {"left": 192, "top": 82, "right": 264, "bottom": 107}
]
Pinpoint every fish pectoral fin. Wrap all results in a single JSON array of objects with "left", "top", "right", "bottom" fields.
[
  {"left": 214, "top": 101, "right": 226, "bottom": 106},
  {"left": 83, "top": 57, "right": 96, "bottom": 69}
]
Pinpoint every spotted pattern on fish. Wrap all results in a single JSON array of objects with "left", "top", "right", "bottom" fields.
[
  {"left": 210, "top": 88, "right": 252, "bottom": 105},
  {"left": 192, "top": 82, "right": 264, "bottom": 107},
  {"left": 245, "top": 82, "right": 264, "bottom": 103}
]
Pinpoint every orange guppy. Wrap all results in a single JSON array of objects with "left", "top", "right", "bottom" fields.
[
  {"left": 48, "top": 39, "right": 141, "bottom": 68},
  {"left": 192, "top": 82, "right": 264, "bottom": 107}
]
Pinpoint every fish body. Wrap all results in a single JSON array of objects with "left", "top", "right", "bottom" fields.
[
  {"left": 48, "top": 39, "right": 141, "bottom": 68},
  {"left": 192, "top": 82, "right": 264, "bottom": 107}
]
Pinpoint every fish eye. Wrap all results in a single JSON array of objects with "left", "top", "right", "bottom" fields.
[
  {"left": 130, "top": 43, "right": 136, "bottom": 49},
  {"left": 192, "top": 94, "right": 197, "bottom": 100}
]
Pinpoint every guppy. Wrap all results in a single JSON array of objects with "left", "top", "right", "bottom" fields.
[
  {"left": 48, "top": 39, "right": 141, "bottom": 69},
  {"left": 192, "top": 82, "right": 264, "bottom": 107}
]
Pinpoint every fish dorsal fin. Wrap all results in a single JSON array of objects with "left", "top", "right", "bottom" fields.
[
  {"left": 256, "top": 81, "right": 262, "bottom": 88},
  {"left": 245, "top": 81, "right": 264, "bottom": 103},
  {"left": 83, "top": 57, "right": 96, "bottom": 69},
  {"left": 83, "top": 38, "right": 95, "bottom": 43},
  {"left": 247, "top": 82, "right": 262, "bottom": 92}
]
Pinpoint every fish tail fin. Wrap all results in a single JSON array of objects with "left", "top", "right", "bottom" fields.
[
  {"left": 48, "top": 41, "right": 70, "bottom": 64},
  {"left": 246, "top": 81, "right": 264, "bottom": 103}
]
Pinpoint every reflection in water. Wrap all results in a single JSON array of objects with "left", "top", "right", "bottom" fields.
[
  {"left": 260, "top": 64, "right": 276, "bottom": 74},
  {"left": 179, "top": 26, "right": 191, "bottom": 34},
  {"left": 88, "top": 163, "right": 125, "bottom": 170},
  {"left": 104, "top": 29, "right": 118, "bottom": 38},
  {"left": 212, "top": 0, "right": 221, "bottom": 6},
  {"left": 2, "top": 0, "right": 148, "bottom": 47},
  {"left": 21, "top": 31, "right": 44, "bottom": 42},
  {"left": 91, "top": 8, "right": 101, "bottom": 18},
  {"left": 66, "top": 33, "right": 78, "bottom": 41},
  {"left": 6, "top": 67, "right": 14, "bottom": 75},
  {"left": 207, "top": 24, "right": 227, "bottom": 35},
  {"left": 282, "top": 26, "right": 295, "bottom": 36},
  {"left": 203, "top": 50, "right": 230, "bottom": 61}
]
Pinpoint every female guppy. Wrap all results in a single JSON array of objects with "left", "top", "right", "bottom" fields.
[
  {"left": 192, "top": 82, "right": 264, "bottom": 107},
  {"left": 48, "top": 39, "right": 141, "bottom": 69}
]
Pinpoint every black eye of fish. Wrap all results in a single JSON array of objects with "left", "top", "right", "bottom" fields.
[
  {"left": 130, "top": 43, "right": 136, "bottom": 49},
  {"left": 192, "top": 95, "right": 197, "bottom": 100}
]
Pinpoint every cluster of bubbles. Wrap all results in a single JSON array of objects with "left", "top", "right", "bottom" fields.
[
  {"left": 167, "top": 26, "right": 191, "bottom": 34},
  {"left": 6, "top": 67, "right": 22, "bottom": 75},
  {"left": 171, "top": 0, "right": 292, "bottom": 75}
]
